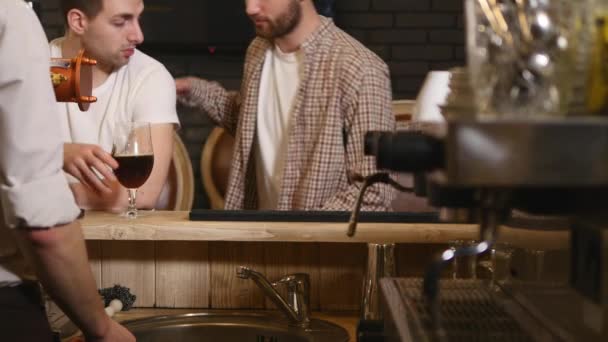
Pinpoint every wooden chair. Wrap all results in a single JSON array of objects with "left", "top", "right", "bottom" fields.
[
  {"left": 390, "top": 99, "right": 435, "bottom": 212},
  {"left": 392, "top": 99, "right": 416, "bottom": 123},
  {"left": 155, "top": 132, "right": 195, "bottom": 210},
  {"left": 200, "top": 127, "right": 234, "bottom": 209}
]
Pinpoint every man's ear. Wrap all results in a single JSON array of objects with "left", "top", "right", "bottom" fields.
[{"left": 66, "top": 9, "right": 88, "bottom": 35}]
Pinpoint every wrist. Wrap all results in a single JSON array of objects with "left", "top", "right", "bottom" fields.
[
  {"left": 185, "top": 78, "right": 207, "bottom": 104},
  {"left": 83, "top": 313, "right": 112, "bottom": 340},
  {"left": 69, "top": 183, "right": 94, "bottom": 210}
]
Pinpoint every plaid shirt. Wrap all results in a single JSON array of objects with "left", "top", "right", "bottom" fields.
[{"left": 183, "top": 17, "right": 395, "bottom": 210}]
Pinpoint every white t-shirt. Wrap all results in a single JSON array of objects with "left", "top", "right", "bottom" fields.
[
  {"left": 255, "top": 46, "right": 303, "bottom": 209},
  {"left": 50, "top": 37, "right": 180, "bottom": 154},
  {"left": 0, "top": 1, "right": 81, "bottom": 286}
]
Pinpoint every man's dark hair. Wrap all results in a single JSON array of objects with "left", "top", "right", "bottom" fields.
[{"left": 61, "top": 0, "right": 103, "bottom": 23}]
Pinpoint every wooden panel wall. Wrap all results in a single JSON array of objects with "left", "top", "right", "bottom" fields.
[
  {"left": 209, "top": 242, "right": 266, "bottom": 308},
  {"left": 156, "top": 242, "right": 210, "bottom": 307},
  {"left": 319, "top": 243, "right": 367, "bottom": 311},
  {"left": 86, "top": 241, "right": 445, "bottom": 309}
]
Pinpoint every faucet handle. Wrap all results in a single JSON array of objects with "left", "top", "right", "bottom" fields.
[
  {"left": 273, "top": 273, "right": 309, "bottom": 286},
  {"left": 273, "top": 274, "right": 310, "bottom": 298},
  {"left": 236, "top": 266, "right": 252, "bottom": 279}
]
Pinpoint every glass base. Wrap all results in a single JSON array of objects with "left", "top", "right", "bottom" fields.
[
  {"left": 127, "top": 209, "right": 138, "bottom": 219},
  {"left": 119, "top": 208, "right": 155, "bottom": 219}
]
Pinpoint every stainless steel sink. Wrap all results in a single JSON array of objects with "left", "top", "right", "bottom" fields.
[{"left": 122, "top": 311, "right": 350, "bottom": 342}]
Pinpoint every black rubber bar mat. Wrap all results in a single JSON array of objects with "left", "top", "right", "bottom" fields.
[{"left": 189, "top": 210, "right": 439, "bottom": 223}]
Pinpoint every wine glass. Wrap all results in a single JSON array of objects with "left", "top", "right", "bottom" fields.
[{"left": 112, "top": 122, "right": 154, "bottom": 218}]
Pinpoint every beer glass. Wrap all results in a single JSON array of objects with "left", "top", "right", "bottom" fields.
[{"left": 112, "top": 122, "right": 154, "bottom": 218}]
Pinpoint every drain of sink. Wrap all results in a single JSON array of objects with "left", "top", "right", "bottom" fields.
[{"left": 256, "top": 335, "right": 279, "bottom": 342}]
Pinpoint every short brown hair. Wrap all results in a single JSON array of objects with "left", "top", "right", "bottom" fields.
[{"left": 61, "top": 0, "right": 103, "bottom": 22}]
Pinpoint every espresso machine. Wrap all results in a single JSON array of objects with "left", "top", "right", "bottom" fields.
[{"left": 353, "top": 0, "right": 608, "bottom": 340}]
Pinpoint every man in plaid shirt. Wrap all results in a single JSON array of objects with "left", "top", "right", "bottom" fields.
[{"left": 177, "top": 0, "right": 395, "bottom": 211}]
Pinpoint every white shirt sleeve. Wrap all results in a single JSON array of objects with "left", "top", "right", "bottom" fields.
[
  {"left": 0, "top": 2, "right": 80, "bottom": 229},
  {"left": 132, "top": 65, "right": 180, "bottom": 128}
]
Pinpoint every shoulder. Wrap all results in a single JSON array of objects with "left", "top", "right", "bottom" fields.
[
  {"left": 1, "top": 1, "right": 50, "bottom": 59},
  {"left": 0, "top": 2, "right": 8, "bottom": 34},
  {"left": 124, "top": 49, "right": 175, "bottom": 87},
  {"left": 315, "top": 24, "right": 390, "bottom": 104},
  {"left": 2, "top": 0, "right": 33, "bottom": 16},
  {"left": 329, "top": 26, "right": 388, "bottom": 75},
  {"left": 245, "top": 37, "right": 271, "bottom": 61},
  {"left": 49, "top": 37, "right": 63, "bottom": 57},
  {"left": 126, "top": 49, "right": 170, "bottom": 76},
  {"left": 310, "top": 21, "right": 388, "bottom": 85},
  {"left": 1, "top": 0, "right": 41, "bottom": 32}
]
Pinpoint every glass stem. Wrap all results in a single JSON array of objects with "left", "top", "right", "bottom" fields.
[{"left": 126, "top": 188, "right": 138, "bottom": 218}]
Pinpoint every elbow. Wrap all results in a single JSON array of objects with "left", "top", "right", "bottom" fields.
[
  {"left": 20, "top": 227, "right": 64, "bottom": 250},
  {"left": 137, "top": 180, "right": 169, "bottom": 209},
  {"left": 138, "top": 201, "right": 157, "bottom": 210},
  {"left": 136, "top": 192, "right": 161, "bottom": 210}
]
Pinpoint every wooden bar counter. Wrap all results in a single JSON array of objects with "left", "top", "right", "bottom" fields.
[
  {"left": 80, "top": 210, "right": 478, "bottom": 243},
  {"left": 79, "top": 210, "right": 569, "bottom": 310},
  {"left": 80, "top": 210, "right": 568, "bottom": 247}
]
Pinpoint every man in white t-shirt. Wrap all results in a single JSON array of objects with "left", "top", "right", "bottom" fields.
[
  {"left": 53, "top": 0, "right": 180, "bottom": 211},
  {"left": 0, "top": 1, "right": 134, "bottom": 340}
]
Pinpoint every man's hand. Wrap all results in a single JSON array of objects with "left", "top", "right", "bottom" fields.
[
  {"left": 85, "top": 319, "right": 135, "bottom": 342},
  {"left": 69, "top": 181, "right": 126, "bottom": 212},
  {"left": 175, "top": 76, "right": 199, "bottom": 98},
  {"left": 63, "top": 143, "right": 119, "bottom": 194}
]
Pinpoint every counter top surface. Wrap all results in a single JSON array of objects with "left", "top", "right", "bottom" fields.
[{"left": 80, "top": 210, "right": 569, "bottom": 248}]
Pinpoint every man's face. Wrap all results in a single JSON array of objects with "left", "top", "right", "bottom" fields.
[
  {"left": 246, "top": 0, "right": 302, "bottom": 39},
  {"left": 81, "top": 0, "right": 144, "bottom": 69}
]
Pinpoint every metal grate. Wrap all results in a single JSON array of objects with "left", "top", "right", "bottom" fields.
[{"left": 396, "top": 279, "right": 534, "bottom": 342}]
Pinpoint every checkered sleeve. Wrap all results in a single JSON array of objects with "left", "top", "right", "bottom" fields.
[
  {"left": 178, "top": 78, "right": 241, "bottom": 135},
  {"left": 321, "top": 63, "right": 396, "bottom": 211}
]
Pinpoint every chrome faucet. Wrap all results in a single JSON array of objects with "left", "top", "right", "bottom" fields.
[
  {"left": 361, "top": 243, "right": 396, "bottom": 321},
  {"left": 236, "top": 266, "right": 310, "bottom": 328}
]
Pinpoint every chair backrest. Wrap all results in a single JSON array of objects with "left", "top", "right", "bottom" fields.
[
  {"left": 392, "top": 99, "right": 416, "bottom": 123},
  {"left": 200, "top": 127, "right": 234, "bottom": 209},
  {"left": 155, "top": 132, "right": 195, "bottom": 211}
]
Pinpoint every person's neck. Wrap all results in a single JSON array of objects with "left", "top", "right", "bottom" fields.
[
  {"left": 274, "top": 12, "right": 322, "bottom": 53},
  {"left": 61, "top": 32, "right": 113, "bottom": 89}
]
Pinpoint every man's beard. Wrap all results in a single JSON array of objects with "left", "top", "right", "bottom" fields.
[{"left": 255, "top": 0, "right": 301, "bottom": 39}]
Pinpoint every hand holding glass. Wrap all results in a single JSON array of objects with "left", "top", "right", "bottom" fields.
[{"left": 112, "top": 122, "right": 154, "bottom": 218}]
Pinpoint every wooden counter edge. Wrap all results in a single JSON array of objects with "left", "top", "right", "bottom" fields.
[{"left": 79, "top": 211, "right": 569, "bottom": 248}]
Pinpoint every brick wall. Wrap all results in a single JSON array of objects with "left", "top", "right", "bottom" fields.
[{"left": 38, "top": 0, "right": 464, "bottom": 208}]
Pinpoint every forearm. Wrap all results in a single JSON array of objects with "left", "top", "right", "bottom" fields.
[
  {"left": 180, "top": 78, "right": 240, "bottom": 134},
  {"left": 70, "top": 182, "right": 126, "bottom": 211},
  {"left": 70, "top": 182, "right": 161, "bottom": 211},
  {"left": 13, "top": 222, "right": 111, "bottom": 339}
]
